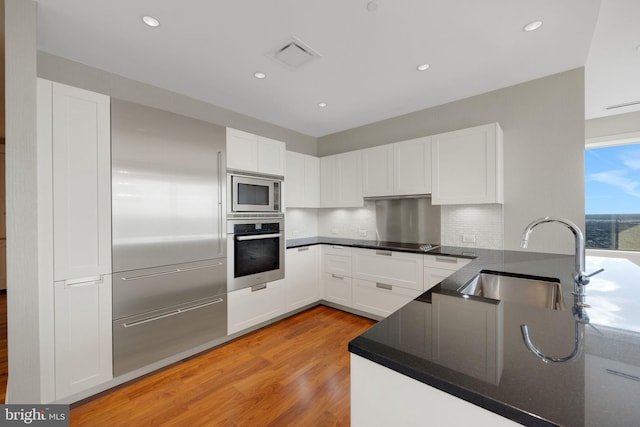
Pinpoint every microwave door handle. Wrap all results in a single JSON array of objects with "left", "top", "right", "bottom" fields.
[{"left": 236, "top": 233, "right": 282, "bottom": 241}]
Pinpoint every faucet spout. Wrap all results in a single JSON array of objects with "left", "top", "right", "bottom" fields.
[{"left": 521, "top": 216, "right": 586, "bottom": 283}]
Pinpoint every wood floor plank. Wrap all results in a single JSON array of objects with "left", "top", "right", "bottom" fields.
[{"left": 70, "top": 305, "right": 375, "bottom": 426}]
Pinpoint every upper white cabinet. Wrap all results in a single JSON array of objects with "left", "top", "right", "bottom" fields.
[
  {"left": 362, "top": 145, "right": 394, "bottom": 197},
  {"left": 226, "top": 128, "right": 285, "bottom": 176},
  {"left": 49, "top": 81, "right": 112, "bottom": 282},
  {"left": 362, "top": 136, "right": 432, "bottom": 198},
  {"left": 431, "top": 123, "right": 503, "bottom": 205},
  {"left": 320, "top": 151, "right": 363, "bottom": 207},
  {"left": 285, "top": 151, "right": 320, "bottom": 208}
]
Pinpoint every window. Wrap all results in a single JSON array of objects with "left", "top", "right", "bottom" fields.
[{"left": 585, "top": 142, "right": 640, "bottom": 250}]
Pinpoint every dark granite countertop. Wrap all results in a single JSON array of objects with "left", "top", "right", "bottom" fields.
[
  {"left": 286, "top": 236, "right": 460, "bottom": 256},
  {"left": 348, "top": 247, "right": 640, "bottom": 427}
]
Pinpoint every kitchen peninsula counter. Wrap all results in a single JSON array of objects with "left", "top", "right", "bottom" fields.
[{"left": 348, "top": 247, "right": 640, "bottom": 426}]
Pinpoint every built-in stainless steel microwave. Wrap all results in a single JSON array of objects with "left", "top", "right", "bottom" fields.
[{"left": 228, "top": 173, "right": 282, "bottom": 213}]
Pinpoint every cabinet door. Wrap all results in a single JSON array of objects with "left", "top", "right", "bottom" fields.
[
  {"left": 394, "top": 136, "right": 431, "bottom": 196},
  {"left": 352, "top": 248, "right": 424, "bottom": 291},
  {"left": 362, "top": 145, "right": 394, "bottom": 197},
  {"left": 227, "top": 128, "right": 258, "bottom": 172},
  {"left": 285, "top": 246, "right": 320, "bottom": 311},
  {"left": 54, "top": 275, "right": 113, "bottom": 398},
  {"left": 320, "top": 154, "right": 340, "bottom": 206},
  {"left": 305, "top": 155, "right": 320, "bottom": 207},
  {"left": 258, "top": 136, "right": 286, "bottom": 176},
  {"left": 227, "top": 279, "right": 285, "bottom": 335},
  {"left": 285, "top": 151, "right": 320, "bottom": 208},
  {"left": 352, "top": 279, "right": 421, "bottom": 318},
  {"left": 52, "top": 82, "right": 111, "bottom": 281},
  {"left": 431, "top": 123, "right": 503, "bottom": 205},
  {"left": 323, "top": 273, "right": 353, "bottom": 306},
  {"left": 286, "top": 151, "right": 306, "bottom": 207},
  {"left": 320, "top": 152, "right": 363, "bottom": 207}
]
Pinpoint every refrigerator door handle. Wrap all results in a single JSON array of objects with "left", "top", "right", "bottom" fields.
[{"left": 217, "top": 150, "right": 224, "bottom": 256}]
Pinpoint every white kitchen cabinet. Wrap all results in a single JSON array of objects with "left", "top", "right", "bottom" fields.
[
  {"left": 352, "top": 279, "right": 422, "bottom": 318},
  {"left": 322, "top": 245, "right": 354, "bottom": 306},
  {"left": 351, "top": 354, "right": 519, "bottom": 427},
  {"left": 226, "top": 128, "right": 286, "bottom": 176},
  {"left": 362, "top": 145, "right": 394, "bottom": 197},
  {"left": 285, "top": 246, "right": 320, "bottom": 311},
  {"left": 352, "top": 248, "right": 424, "bottom": 291},
  {"left": 50, "top": 81, "right": 111, "bottom": 281},
  {"left": 258, "top": 136, "right": 286, "bottom": 176},
  {"left": 54, "top": 275, "right": 113, "bottom": 399},
  {"left": 227, "top": 279, "right": 286, "bottom": 335},
  {"left": 38, "top": 79, "right": 114, "bottom": 399},
  {"left": 423, "top": 254, "right": 471, "bottom": 290},
  {"left": 320, "top": 151, "right": 363, "bottom": 207},
  {"left": 362, "top": 136, "right": 432, "bottom": 198},
  {"left": 394, "top": 136, "right": 432, "bottom": 196},
  {"left": 431, "top": 123, "right": 503, "bottom": 205},
  {"left": 285, "top": 151, "right": 320, "bottom": 208}
]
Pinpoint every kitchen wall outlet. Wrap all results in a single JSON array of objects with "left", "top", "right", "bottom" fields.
[
  {"left": 358, "top": 229, "right": 367, "bottom": 237},
  {"left": 331, "top": 227, "right": 339, "bottom": 235},
  {"left": 291, "top": 229, "right": 300, "bottom": 237},
  {"left": 462, "top": 234, "right": 476, "bottom": 244}
]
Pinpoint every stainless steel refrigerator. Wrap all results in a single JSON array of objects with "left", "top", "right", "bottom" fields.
[{"left": 110, "top": 99, "right": 227, "bottom": 376}]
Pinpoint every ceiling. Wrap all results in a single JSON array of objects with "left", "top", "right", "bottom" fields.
[{"left": 34, "top": 1, "right": 636, "bottom": 138}]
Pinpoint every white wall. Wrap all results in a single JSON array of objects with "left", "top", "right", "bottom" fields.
[
  {"left": 5, "top": 0, "right": 51, "bottom": 403},
  {"left": 318, "top": 69, "right": 586, "bottom": 254},
  {"left": 37, "top": 53, "right": 319, "bottom": 157}
]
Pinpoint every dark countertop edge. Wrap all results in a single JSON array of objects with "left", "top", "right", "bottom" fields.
[
  {"left": 286, "top": 237, "right": 477, "bottom": 258},
  {"left": 348, "top": 337, "right": 558, "bottom": 427}
]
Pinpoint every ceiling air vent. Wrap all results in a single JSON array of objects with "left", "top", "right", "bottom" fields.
[{"left": 269, "top": 37, "right": 321, "bottom": 70}]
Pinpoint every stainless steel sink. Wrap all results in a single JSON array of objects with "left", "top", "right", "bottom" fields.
[{"left": 458, "top": 270, "right": 565, "bottom": 310}]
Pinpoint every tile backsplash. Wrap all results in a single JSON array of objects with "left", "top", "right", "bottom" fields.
[
  {"left": 440, "top": 204, "right": 504, "bottom": 249},
  {"left": 288, "top": 202, "right": 504, "bottom": 250}
]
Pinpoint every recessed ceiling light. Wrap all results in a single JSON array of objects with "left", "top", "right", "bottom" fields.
[
  {"left": 366, "top": 1, "right": 378, "bottom": 12},
  {"left": 416, "top": 63, "right": 430, "bottom": 71},
  {"left": 142, "top": 15, "right": 160, "bottom": 27},
  {"left": 318, "top": 102, "right": 327, "bottom": 108},
  {"left": 253, "top": 72, "right": 266, "bottom": 79},
  {"left": 523, "top": 20, "right": 543, "bottom": 32}
]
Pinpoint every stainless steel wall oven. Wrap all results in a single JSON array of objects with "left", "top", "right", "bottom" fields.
[{"left": 227, "top": 216, "right": 285, "bottom": 291}]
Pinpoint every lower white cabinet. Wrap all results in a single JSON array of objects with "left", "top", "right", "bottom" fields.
[
  {"left": 227, "top": 279, "right": 285, "bottom": 335},
  {"left": 352, "top": 279, "right": 421, "bottom": 318},
  {"left": 424, "top": 254, "right": 471, "bottom": 290},
  {"left": 352, "top": 248, "right": 424, "bottom": 291},
  {"left": 54, "top": 275, "right": 113, "bottom": 399},
  {"left": 323, "top": 273, "right": 353, "bottom": 306},
  {"left": 351, "top": 354, "right": 519, "bottom": 427},
  {"left": 285, "top": 246, "right": 320, "bottom": 311}
]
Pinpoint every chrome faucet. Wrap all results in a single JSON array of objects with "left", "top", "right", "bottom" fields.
[{"left": 519, "top": 216, "right": 604, "bottom": 363}]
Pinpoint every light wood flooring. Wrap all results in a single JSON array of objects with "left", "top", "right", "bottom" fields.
[{"left": 70, "top": 305, "right": 375, "bottom": 426}]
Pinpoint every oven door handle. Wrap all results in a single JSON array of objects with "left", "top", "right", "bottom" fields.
[{"left": 236, "top": 233, "right": 282, "bottom": 241}]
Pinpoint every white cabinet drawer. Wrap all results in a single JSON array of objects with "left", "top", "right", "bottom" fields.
[
  {"left": 227, "top": 279, "right": 285, "bottom": 335},
  {"left": 424, "top": 254, "right": 471, "bottom": 271},
  {"left": 325, "top": 254, "right": 352, "bottom": 276},
  {"left": 323, "top": 244, "right": 352, "bottom": 257},
  {"left": 424, "top": 267, "right": 457, "bottom": 291},
  {"left": 352, "top": 248, "right": 423, "bottom": 291},
  {"left": 323, "top": 273, "right": 353, "bottom": 307},
  {"left": 352, "top": 279, "right": 421, "bottom": 318}
]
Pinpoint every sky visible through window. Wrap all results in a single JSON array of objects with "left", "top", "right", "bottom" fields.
[{"left": 585, "top": 144, "right": 640, "bottom": 215}]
